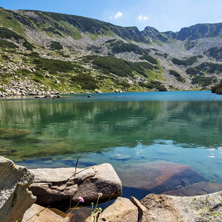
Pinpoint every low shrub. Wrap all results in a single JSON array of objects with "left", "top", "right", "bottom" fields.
[
  {"left": 85, "top": 55, "right": 156, "bottom": 78},
  {"left": 147, "top": 81, "right": 167, "bottom": 91},
  {"left": 192, "top": 76, "right": 217, "bottom": 86},
  {"left": 15, "top": 69, "right": 32, "bottom": 76},
  {"left": 211, "top": 81, "right": 222, "bottom": 93},
  {"left": 139, "top": 81, "right": 167, "bottom": 91},
  {"left": 0, "top": 40, "right": 18, "bottom": 49},
  {"left": 33, "top": 57, "right": 75, "bottom": 74},
  {"left": 184, "top": 40, "right": 197, "bottom": 50},
  {"left": 172, "top": 56, "right": 198, "bottom": 66},
  {"left": 169, "top": 70, "right": 185, "bottom": 83},
  {"left": 141, "top": 54, "right": 158, "bottom": 64},
  {"left": 204, "top": 47, "right": 222, "bottom": 61},
  {"left": 71, "top": 74, "right": 98, "bottom": 90},
  {"left": 186, "top": 62, "right": 222, "bottom": 76},
  {"left": 0, "top": 27, "right": 34, "bottom": 50},
  {"left": 50, "top": 41, "right": 63, "bottom": 50},
  {"left": 109, "top": 40, "right": 145, "bottom": 54}
]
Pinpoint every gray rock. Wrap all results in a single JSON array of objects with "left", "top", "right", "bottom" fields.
[
  {"left": 130, "top": 196, "right": 148, "bottom": 222},
  {"left": 140, "top": 192, "right": 222, "bottom": 222},
  {"left": 22, "top": 204, "right": 67, "bottom": 222},
  {"left": 0, "top": 156, "right": 36, "bottom": 222},
  {"left": 72, "top": 163, "right": 122, "bottom": 203},
  {"left": 84, "top": 189, "right": 222, "bottom": 222},
  {"left": 86, "top": 197, "right": 138, "bottom": 222},
  {"left": 29, "top": 163, "right": 122, "bottom": 205}
]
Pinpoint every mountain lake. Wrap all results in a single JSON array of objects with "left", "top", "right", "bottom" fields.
[{"left": 1, "top": 90, "right": 222, "bottom": 201}]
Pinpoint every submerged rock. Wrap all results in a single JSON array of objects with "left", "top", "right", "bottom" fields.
[
  {"left": 164, "top": 182, "right": 222, "bottom": 196},
  {"left": 29, "top": 163, "right": 122, "bottom": 206},
  {"left": 0, "top": 156, "right": 36, "bottom": 222},
  {"left": 67, "top": 207, "right": 92, "bottom": 222},
  {"left": 0, "top": 128, "right": 31, "bottom": 139},
  {"left": 119, "top": 161, "right": 206, "bottom": 193}
]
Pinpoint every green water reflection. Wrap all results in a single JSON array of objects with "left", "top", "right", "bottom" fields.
[{"left": 0, "top": 92, "right": 222, "bottom": 162}]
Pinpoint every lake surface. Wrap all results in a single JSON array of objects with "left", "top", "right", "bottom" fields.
[{"left": 1, "top": 91, "right": 222, "bottom": 199}]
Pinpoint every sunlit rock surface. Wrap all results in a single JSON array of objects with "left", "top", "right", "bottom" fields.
[
  {"left": 0, "top": 156, "right": 36, "bottom": 222},
  {"left": 29, "top": 163, "right": 122, "bottom": 206}
]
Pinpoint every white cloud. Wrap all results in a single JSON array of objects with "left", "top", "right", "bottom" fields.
[
  {"left": 114, "top": 12, "right": 123, "bottom": 19},
  {"left": 138, "top": 15, "right": 149, "bottom": 21}
]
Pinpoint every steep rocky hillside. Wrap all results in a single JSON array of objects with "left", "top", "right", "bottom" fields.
[{"left": 0, "top": 7, "right": 222, "bottom": 96}]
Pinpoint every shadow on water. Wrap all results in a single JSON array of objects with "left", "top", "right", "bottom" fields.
[{"left": 122, "top": 186, "right": 151, "bottom": 200}]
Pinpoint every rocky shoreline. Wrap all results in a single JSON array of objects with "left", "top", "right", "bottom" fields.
[
  {"left": 0, "top": 78, "right": 61, "bottom": 98},
  {"left": 1, "top": 157, "right": 222, "bottom": 222},
  {"left": 0, "top": 78, "right": 111, "bottom": 98}
]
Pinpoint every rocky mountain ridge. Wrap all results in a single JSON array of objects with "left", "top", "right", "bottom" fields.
[{"left": 1, "top": 7, "right": 222, "bottom": 96}]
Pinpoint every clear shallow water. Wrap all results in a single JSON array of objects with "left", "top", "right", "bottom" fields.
[{"left": 1, "top": 91, "right": 222, "bottom": 198}]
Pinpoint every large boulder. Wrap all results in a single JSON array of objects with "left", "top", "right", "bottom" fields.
[
  {"left": 0, "top": 156, "right": 36, "bottom": 222},
  {"left": 29, "top": 163, "right": 122, "bottom": 205},
  {"left": 140, "top": 192, "right": 222, "bottom": 222}
]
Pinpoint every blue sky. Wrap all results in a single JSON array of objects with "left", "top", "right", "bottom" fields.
[{"left": 1, "top": 0, "right": 222, "bottom": 32}]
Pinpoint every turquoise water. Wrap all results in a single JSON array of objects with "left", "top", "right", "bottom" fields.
[{"left": 1, "top": 91, "right": 222, "bottom": 197}]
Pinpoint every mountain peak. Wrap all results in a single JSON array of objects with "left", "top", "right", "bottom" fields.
[{"left": 177, "top": 23, "right": 222, "bottom": 41}]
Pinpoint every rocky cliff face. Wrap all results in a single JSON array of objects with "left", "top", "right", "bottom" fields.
[{"left": 1, "top": 7, "right": 222, "bottom": 95}]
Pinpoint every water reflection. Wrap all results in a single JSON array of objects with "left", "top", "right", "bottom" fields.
[{"left": 0, "top": 92, "right": 222, "bottom": 161}]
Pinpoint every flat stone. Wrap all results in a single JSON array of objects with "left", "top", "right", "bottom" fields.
[
  {"left": 29, "top": 163, "right": 122, "bottom": 206},
  {"left": 22, "top": 204, "right": 67, "bottom": 222},
  {"left": 30, "top": 167, "right": 80, "bottom": 183}
]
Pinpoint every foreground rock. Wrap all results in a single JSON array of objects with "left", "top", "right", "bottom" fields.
[
  {"left": 86, "top": 197, "right": 139, "bottom": 222},
  {"left": 0, "top": 156, "right": 36, "bottom": 222},
  {"left": 29, "top": 163, "right": 122, "bottom": 206},
  {"left": 140, "top": 192, "right": 222, "bottom": 222},
  {"left": 88, "top": 191, "right": 222, "bottom": 222},
  {"left": 22, "top": 204, "right": 67, "bottom": 222}
]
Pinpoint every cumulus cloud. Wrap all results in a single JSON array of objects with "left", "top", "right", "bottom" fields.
[
  {"left": 110, "top": 12, "right": 123, "bottom": 20},
  {"left": 114, "top": 12, "right": 123, "bottom": 19},
  {"left": 138, "top": 15, "right": 149, "bottom": 21}
]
